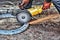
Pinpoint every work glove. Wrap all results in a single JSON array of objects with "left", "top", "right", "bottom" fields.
[{"left": 42, "top": 1, "right": 51, "bottom": 10}]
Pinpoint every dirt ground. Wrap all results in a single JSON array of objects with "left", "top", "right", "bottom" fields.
[{"left": 0, "top": 7, "right": 60, "bottom": 40}]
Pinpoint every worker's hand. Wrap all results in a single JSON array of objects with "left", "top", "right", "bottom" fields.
[
  {"left": 19, "top": 5, "right": 23, "bottom": 8},
  {"left": 19, "top": 3, "right": 24, "bottom": 10},
  {"left": 42, "top": 1, "right": 51, "bottom": 10}
]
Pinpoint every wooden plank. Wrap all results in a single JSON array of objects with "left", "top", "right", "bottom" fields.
[{"left": 29, "top": 14, "right": 59, "bottom": 24}]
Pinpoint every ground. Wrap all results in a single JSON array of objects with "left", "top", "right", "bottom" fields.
[{"left": 0, "top": 7, "right": 60, "bottom": 40}]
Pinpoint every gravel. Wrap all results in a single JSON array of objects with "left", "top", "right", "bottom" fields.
[{"left": 0, "top": 7, "right": 60, "bottom": 40}]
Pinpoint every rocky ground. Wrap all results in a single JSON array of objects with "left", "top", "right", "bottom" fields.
[{"left": 0, "top": 7, "right": 60, "bottom": 40}]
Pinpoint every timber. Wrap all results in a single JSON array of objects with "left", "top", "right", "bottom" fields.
[{"left": 29, "top": 14, "right": 59, "bottom": 24}]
